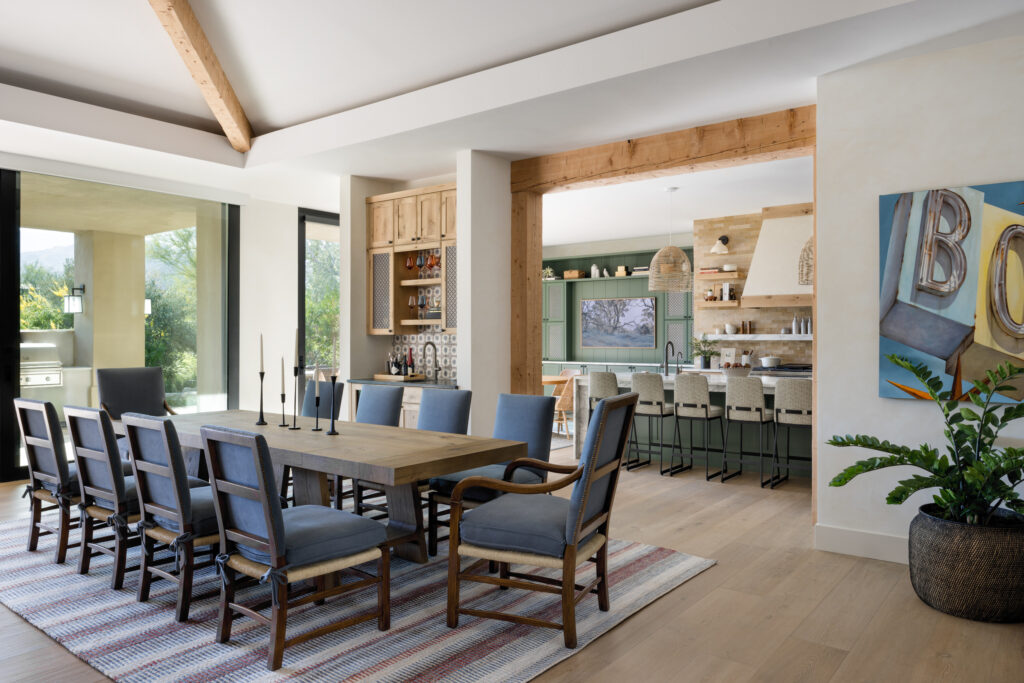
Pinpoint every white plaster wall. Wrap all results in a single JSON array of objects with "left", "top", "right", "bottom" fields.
[
  {"left": 238, "top": 200, "right": 298, "bottom": 413},
  {"left": 816, "top": 33, "right": 1024, "bottom": 563},
  {"left": 456, "top": 151, "right": 512, "bottom": 436}
]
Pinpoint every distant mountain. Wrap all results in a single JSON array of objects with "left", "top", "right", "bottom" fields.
[{"left": 21, "top": 245, "right": 73, "bottom": 273}]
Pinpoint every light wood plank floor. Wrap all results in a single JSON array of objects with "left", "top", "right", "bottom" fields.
[{"left": 0, "top": 448, "right": 1021, "bottom": 682}]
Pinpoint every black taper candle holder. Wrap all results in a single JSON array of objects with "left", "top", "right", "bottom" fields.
[
  {"left": 326, "top": 375, "right": 339, "bottom": 435},
  {"left": 289, "top": 366, "right": 301, "bottom": 430},
  {"left": 279, "top": 393, "right": 287, "bottom": 427},
  {"left": 312, "top": 396, "right": 322, "bottom": 431},
  {"left": 256, "top": 371, "right": 267, "bottom": 425}
]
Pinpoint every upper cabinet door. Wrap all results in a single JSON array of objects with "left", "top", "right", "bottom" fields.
[
  {"left": 395, "top": 195, "right": 419, "bottom": 246},
  {"left": 440, "top": 189, "right": 456, "bottom": 240},
  {"left": 417, "top": 192, "right": 442, "bottom": 242},
  {"left": 368, "top": 200, "right": 395, "bottom": 248}
]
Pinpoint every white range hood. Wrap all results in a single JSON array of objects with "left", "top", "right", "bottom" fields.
[{"left": 742, "top": 214, "right": 814, "bottom": 306}]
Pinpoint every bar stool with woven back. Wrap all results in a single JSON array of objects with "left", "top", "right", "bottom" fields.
[
  {"left": 552, "top": 369, "right": 580, "bottom": 435},
  {"left": 667, "top": 374, "right": 725, "bottom": 478},
  {"left": 201, "top": 425, "right": 390, "bottom": 671},
  {"left": 14, "top": 399, "right": 82, "bottom": 564},
  {"left": 770, "top": 378, "right": 812, "bottom": 489},
  {"left": 720, "top": 377, "right": 775, "bottom": 484},
  {"left": 587, "top": 371, "right": 619, "bottom": 418},
  {"left": 626, "top": 373, "right": 672, "bottom": 470}
]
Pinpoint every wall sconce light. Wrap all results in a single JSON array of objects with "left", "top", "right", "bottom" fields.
[
  {"left": 63, "top": 285, "right": 85, "bottom": 314},
  {"left": 144, "top": 298, "right": 152, "bottom": 316},
  {"left": 709, "top": 235, "right": 730, "bottom": 254}
]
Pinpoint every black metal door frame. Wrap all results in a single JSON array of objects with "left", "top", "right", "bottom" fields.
[{"left": 1, "top": 169, "right": 26, "bottom": 482}]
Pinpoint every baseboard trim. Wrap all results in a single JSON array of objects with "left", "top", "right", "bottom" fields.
[{"left": 814, "top": 523, "right": 908, "bottom": 564}]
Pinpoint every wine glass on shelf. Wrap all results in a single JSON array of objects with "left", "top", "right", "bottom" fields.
[
  {"left": 428, "top": 252, "right": 440, "bottom": 278},
  {"left": 408, "top": 295, "right": 417, "bottom": 319},
  {"left": 418, "top": 292, "right": 427, "bottom": 319},
  {"left": 416, "top": 251, "right": 426, "bottom": 278},
  {"left": 405, "top": 254, "right": 415, "bottom": 273}
]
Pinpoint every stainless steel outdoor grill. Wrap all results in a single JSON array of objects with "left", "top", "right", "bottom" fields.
[{"left": 19, "top": 342, "right": 63, "bottom": 388}]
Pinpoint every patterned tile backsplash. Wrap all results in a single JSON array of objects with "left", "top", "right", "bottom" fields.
[{"left": 391, "top": 332, "right": 458, "bottom": 381}]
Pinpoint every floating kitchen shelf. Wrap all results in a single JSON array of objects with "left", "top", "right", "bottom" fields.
[
  {"left": 399, "top": 319, "right": 442, "bottom": 326},
  {"left": 704, "top": 334, "right": 813, "bottom": 341},
  {"left": 695, "top": 271, "right": 744, "bottom": 281},
  {"left": 399, "top": 277, "right": 441, "bottom": 287},
  {"left": 695, "top": 300, "right": 740, "bottom": 309}
]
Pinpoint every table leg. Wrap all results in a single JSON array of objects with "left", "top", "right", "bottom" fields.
[
  {"left": 383, "top": 483, "right": 428, "bottom": 564},
  {"left": 291, "top": 467, "right": 330, "bottom": 506}
]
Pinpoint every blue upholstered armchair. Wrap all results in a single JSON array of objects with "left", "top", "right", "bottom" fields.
[{"left": 445, "top": 392, "right": 638, "bottom": 648}]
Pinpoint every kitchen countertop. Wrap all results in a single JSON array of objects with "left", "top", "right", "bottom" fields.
[{"left": 348, "top": 378, "right": 459, "bottom": 389}]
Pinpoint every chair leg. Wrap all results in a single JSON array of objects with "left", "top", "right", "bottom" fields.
[
  {"left": 596, "top": 543, "right": 610, "bottom": 612},
  {"left": 54, "top": 507, "right": 71, "bottom": 564},
  {"left": 26, "top": 496, "right": 41, "bottom": 553},
  {"left": 499, "top": 561, "right": 510, "bottom": 589},
  {"left": 137, "top": 533, "right": 154, "bottom": 603},
  {"left": 216, "top": 566, "right": 235, "bottom": 644},
  {"left": 78, "top": 517, "right": 93, "bottom": 575},
  {"left": 332, "top": 476, "right": 343, "bottom": 510},
  {"left": 176, "top": 543, "right": 194, "bottom": 622},
  {"left": 427, "top": 495, "right": 438, "bottom": 557},
  {"left": 561, "top": 551, "right": 577, "bottom": 648},
  {"left": 378, "top": 546, "right": 391, "bottom": 631},
  {"left": 314, "top": 575, "right": 326, "bottom": 606},
  {"left": 267, "top": 582, "right": 289, "bottom": 671},
  {"left": 111, "top": 530, "right": 128, "bottom": 590},
  {"left": 353, "top": 480, "right": 364, "bottom": 516},
  {"left": 446, "top": 545, "right": 460, "bottom": 628}
]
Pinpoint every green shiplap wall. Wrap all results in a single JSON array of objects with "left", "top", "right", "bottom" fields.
[{"left": 543, "top": 249, "right": 693, "bottom": 364}]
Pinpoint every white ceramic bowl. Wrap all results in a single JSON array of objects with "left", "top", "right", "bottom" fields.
[
  {"left": 722, "top": 264, "right": 738, "bottom": 272},
  {"left": 760, "top": 356, "right": 782, "bottom": 368},
  {"left": 721, "top": 366, "right": 752, "bottom": 378},
  {"left": 724, "top": 324, "right": 738, "bottom": 334}
]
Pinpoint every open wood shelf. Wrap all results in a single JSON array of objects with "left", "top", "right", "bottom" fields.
[
  {"left": 695, "top": 271, "right": 744, "bottom": 281},
  {"left": 740, "top": 294, "right": 813, "bottom": 308},
  {"left": 399, "top": 277, "right": 441, "bottom": 287},
  {"left": 399, "top": 319, "right": 442, "bottom": 326},
  {"left": 695, "top": 300, "right": 740, "bottom": 309},
  {"left": 705, "top": 334, "right": 812, "bottom": 341}
]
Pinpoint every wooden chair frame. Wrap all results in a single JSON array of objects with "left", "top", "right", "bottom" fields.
[
  {"left": 446, "top": 393, "right": 637, "bottom": 648},
  {"left": 201, "top": 427, "right": 390, "bottom": 671},
  {"left": 65, "top": 406, "right": 141, "bottom": 590},
  {"left": 124, "top": 414, "right": 218, "bottom": 622},
  {"left": 14, "top": 399, "right": 82, "bottom": 564}
]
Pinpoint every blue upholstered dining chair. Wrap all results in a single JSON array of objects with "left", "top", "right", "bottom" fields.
[
  {"left": 427, "top": 393, "right": 556, "bottom": 556},
  {"left": 446, "top": 392, "right": 638, "bottom": 648},
  {"left": 351, "top": 385, "right": 405, "bottom": 516},
  {"left": 96, "top": 367, "right": 175, "bottom": 419},
  {"left": 417, "top": 388, "right": 472, "bottom": 433},
  {"left": 200, "top": 426, "right": 390, "bottom": 671},
  {"left": 123, "top": 413, "right": 220, "bottom": 622},
  {"left": 301, "top": 380, "right": 344, "bottom": 419}
]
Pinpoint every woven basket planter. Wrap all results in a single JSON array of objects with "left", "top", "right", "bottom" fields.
[{"left": 908, "top": 504, "right": 1024, "bottom": 622}]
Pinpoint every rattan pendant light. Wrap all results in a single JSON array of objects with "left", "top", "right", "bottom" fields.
[{"left": 649, "top": 187, "right": 692, "bottom": 292}]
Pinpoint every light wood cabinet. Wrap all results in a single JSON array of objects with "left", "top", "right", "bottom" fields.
[
  {"left": 367, "top": 247, "right": 395, "bottom": 335},
  {"left": 441, "top": 190, "right": 456, "bottom": 240},
  {"left": 368, "top": 200, "right": 395, "bottom": 248},
  {"left": 418, "top": 192, "right": 442, "bottom": 243},
  {"left": 395, "top": 195, "right": 419, "bottom": 247}
]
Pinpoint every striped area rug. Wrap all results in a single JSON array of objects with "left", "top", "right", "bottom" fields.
[{"left": 0, "top": 515, "right": 713, "bottom": 682}]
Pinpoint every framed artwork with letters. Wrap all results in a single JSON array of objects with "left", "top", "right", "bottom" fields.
[{"left": 879, "top": 182, "right": 1024, "bottom": 400}]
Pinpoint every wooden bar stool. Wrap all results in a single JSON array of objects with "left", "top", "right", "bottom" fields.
[
  {"left": 667, "top": 374, "right": 725, "bottom": 478},
  {"left": 770, "top": 379, "right": 812, "bottom": 488},
  {"left": 626, "top": 373, "right": 671, "bottom": 471},
  {"left": 721, "top": 377, "right": 774, "bottom": 483}
]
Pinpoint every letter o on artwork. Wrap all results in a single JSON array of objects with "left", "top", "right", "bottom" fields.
[{"left": 990, "top": 223, "right": 1024, "bottom": 339}]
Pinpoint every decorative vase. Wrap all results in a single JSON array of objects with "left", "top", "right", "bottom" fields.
[
  {"left": 908, "top": 504, "right": 1024, "bottom": 622},
  {"left": 695, "top": 355, "right": 709, "bottom": 369}
]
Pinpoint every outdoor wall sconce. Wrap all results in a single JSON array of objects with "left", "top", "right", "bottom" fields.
[
  {"left": 63, "top": 285, "right": 85, "bottom": 314},
  {"left": 144, "top": 298, "right": 152, "bottom": 316}
]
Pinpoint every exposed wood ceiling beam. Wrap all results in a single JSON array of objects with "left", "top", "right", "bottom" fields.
[
  {"left": 149, "top": 0, "right": 253, "bottom": 152},
  {"left": 510, "top": 105, "right": 816, "bottom": 194}
]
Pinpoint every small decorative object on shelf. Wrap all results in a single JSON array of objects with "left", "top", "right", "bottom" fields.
[
  {"left": 691, "top": 335, "right": 720, "bottom": 369},
  {"left": 615, "top": 265, "right": 628, "bottom": 277},
  {"left": 542, "top": 266, "right": 556, "bottom": 280},
  {"left": 590, "top": 264, "right": 600, "bottom": 278},
  {"left": 327, "top": 374, "right": 339, "bottom": 436}
]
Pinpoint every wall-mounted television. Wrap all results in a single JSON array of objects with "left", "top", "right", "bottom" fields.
[{"left": 580, "top": 297, "right": 656, "bottom": 349}]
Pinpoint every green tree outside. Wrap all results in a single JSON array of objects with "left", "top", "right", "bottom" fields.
[
  {"left": 145, "top": 228, "right": 198, "bottom": 405},
  {"left": 20, "top": 258, "right": 74, "bottom": 330},
  {"left": 305, "top": 238, "right": 341, "bottom": 368}
]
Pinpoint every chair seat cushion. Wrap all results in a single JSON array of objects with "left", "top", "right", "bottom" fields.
[
  {"left": 237, "top": 505, "right": 386, "bottom": 568},
  {"left": 154, "top": 484, "right": 220, "bottom": 537},
  {"left": 429, "top": 465, "right": 542, "bottom": 503},
  {"left": 460, "top": 493, "right": 571, "bottom": 558},
  {"left": 636, "top": 403, "right": 673, "bottom": 416},
  {"left": 43, "top": 459, "right": 134, "bottom": 497},
  {"left": 676, "top": 404, "right": 724, "bottom": 419}
]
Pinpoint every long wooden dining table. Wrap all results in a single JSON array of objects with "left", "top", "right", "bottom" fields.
[{"left": 138, "top": 410, "right": 525, "bottom": 564}]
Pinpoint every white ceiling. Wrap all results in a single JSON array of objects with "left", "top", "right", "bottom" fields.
[{"left": 542, "top": 157, "right": 814, "bottom": 246}]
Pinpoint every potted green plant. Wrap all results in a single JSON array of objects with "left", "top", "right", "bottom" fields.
[
  {"left": 829, "top": 355, "right": 1024, "bottom": 622},
  {"left": 691, "top": 335, "right": 720, "bottom": 370}
]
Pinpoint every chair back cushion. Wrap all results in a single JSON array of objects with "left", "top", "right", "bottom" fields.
[
  {"left": 566, "top": 393, "right": 638, "bottom": 544},
  {"left": 301, "top": 380, "right": 344, "bottom": 419},
  {"left": 13, "top": 399, "right": 70, "bottom": 491},
  {"left": 675, "top": 374, "right": 713, "bottom": 418},
  {"left": 631, "top": 373, "right": 665, "bottom": 405},
  {"left": 588, "top": 372, "right": 619, "bottom": 402},
  {"left": 65, "top": 406, "right": 128, "bottom": 507},
  {"left": 96, "top": 367, "right": 167, "bottom": 420},
  {"left": 725, "top": 376, "right": 766, "bottom": 416},
  {"left": 774, "top": 378, "right": 812, "bottom": 425},
  {"left": 493, "top": 393, "right": 556, "bottom": 478},
  {"left": 417, "top": 389, "right": 472, "bottom": 434},
  {"left": 123, "top": 413, "right": 194, "bottom": 527},
  {"left": 201, "top": 426, "right": 285, "bottom": 565},
  {"left": 355, "top": 385, "right": 404, "bottom": 426}
]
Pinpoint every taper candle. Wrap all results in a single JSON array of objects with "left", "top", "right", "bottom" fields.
[
  {"left": 280, "top": 356, "right": 285, "bottom": 393},
  {"left": 259, "top": 333, "right": 264, "bottom": 372},
  {"left": 314, "top": 365, "right": 320, "bottom": 398},
  {"left": 294, "top": 328, "right": 299, "bottom": 367}
]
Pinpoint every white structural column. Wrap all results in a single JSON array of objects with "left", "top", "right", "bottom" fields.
[
  {"left": 195, "top": 201, "right": 226, "bottom": 411},
  {"left": 339, "top": 175, "right": 397, "bottom": 417},
  {"left": 456, "top": 150, "right": 512, "bottom": 435}
]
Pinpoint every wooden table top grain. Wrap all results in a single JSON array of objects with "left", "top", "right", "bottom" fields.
[{"left": 162, "top": 410, "right": 524, "bottom": 486}]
